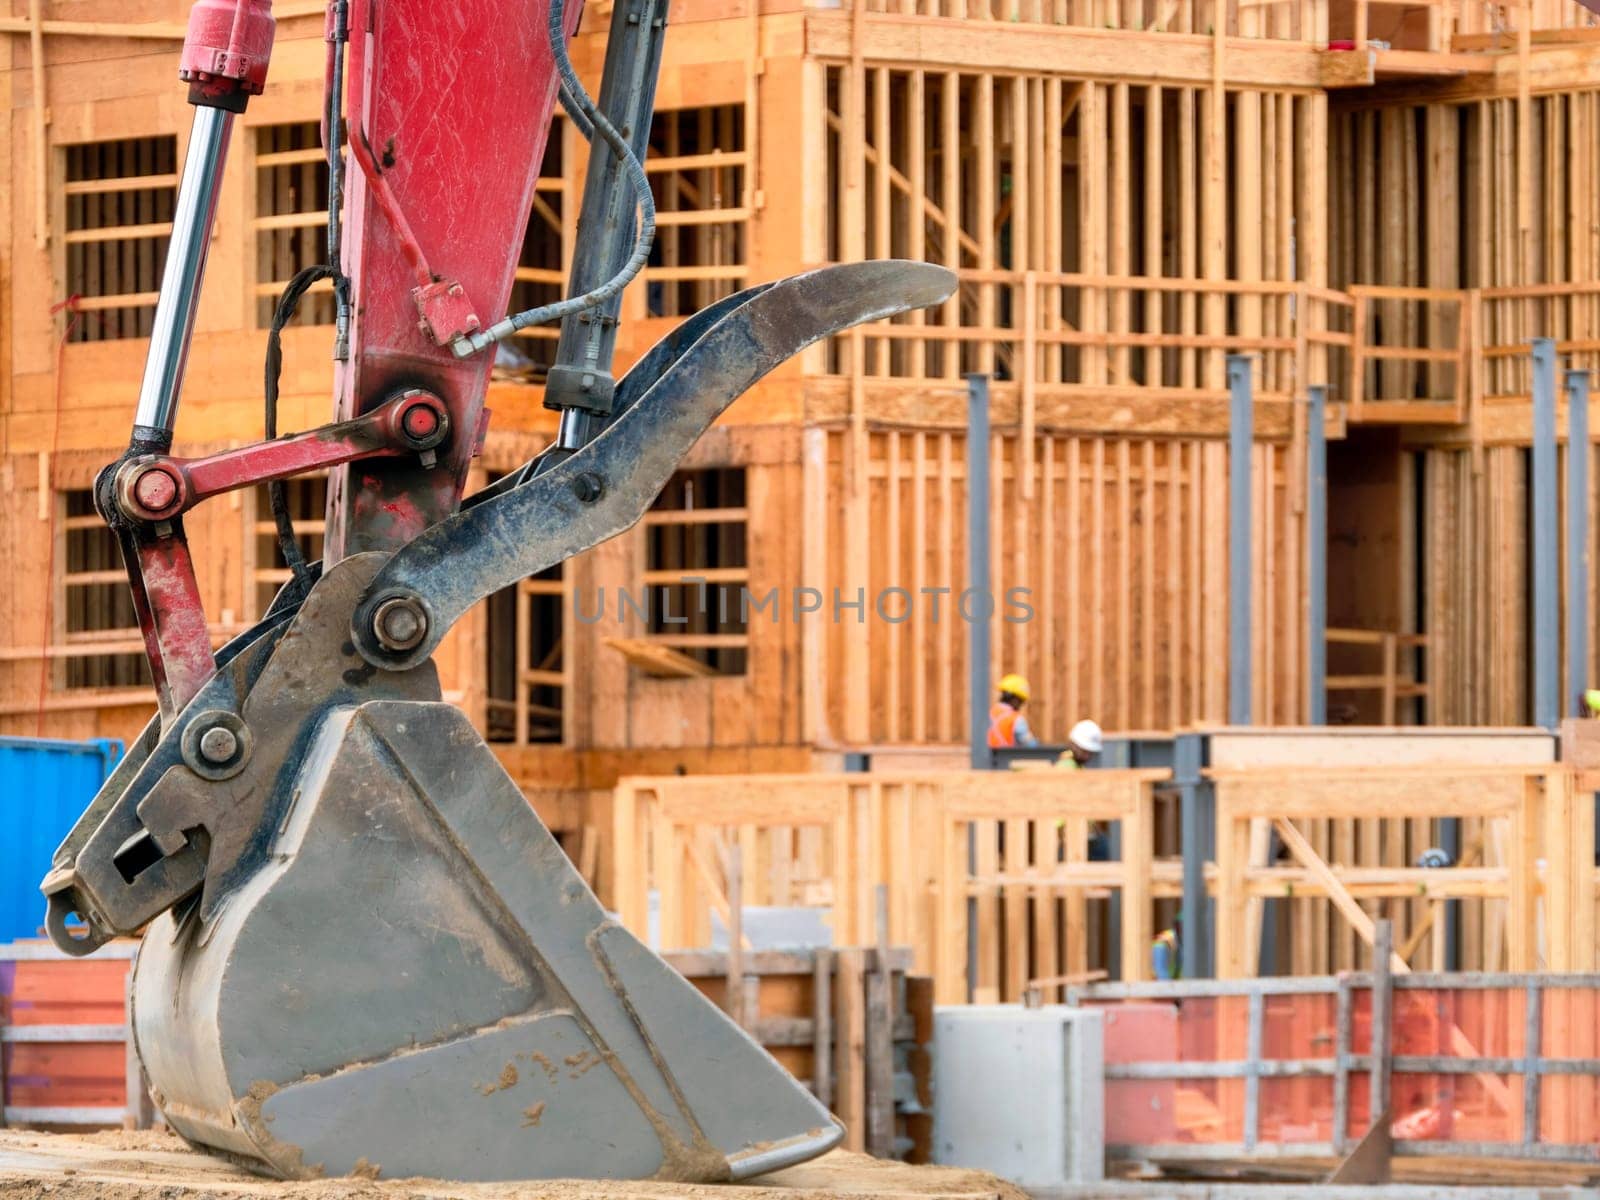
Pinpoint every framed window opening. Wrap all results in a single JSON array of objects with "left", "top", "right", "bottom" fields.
[
  {"left": 61, "top": 136, "right": 178, "bottom": 343},
  {"left": 641, "top": 467, "right": 749, "bottom": 676},
  {"left": 57, "top": 490, "right": 152, "bottom": 690}
]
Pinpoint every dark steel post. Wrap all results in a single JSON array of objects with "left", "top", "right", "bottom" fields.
[
  {"left": 1229, "top": 355, "right": 1253, "bottom": 726},
  {"left": 1567, "top": 369, "right": 1591, "bottom": 716},
  {"left": 967, "top": 374, "right": 992, "bottom": 770},
  {"left": 964, "top": 374, "right": 991, "bottom": 1005},
  {"left": 1307, "top": 385, "right": 1328, "bottom": 724},
  {"left": 1176, "top": 731, "right": 1213, "bottom": 978},
  {"left": 1441, "top": 814, "right": 1461, "bottom": 970},
  {"left": 1533, "top": 339, "right": 1559, "bottom": 730}
]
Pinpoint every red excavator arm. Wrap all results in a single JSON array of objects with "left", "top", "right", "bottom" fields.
[
  {"left": 328, "top": 0, "right": 579, "bottom": 558},
  {"left": 96, "top": 0, "right": 580, "bottom": 718},
  {"left": 38, "top": 0, "right": 952, "bottom": 1182}
]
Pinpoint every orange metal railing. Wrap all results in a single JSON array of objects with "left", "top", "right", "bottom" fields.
[{"left": 1075, "top": 969, "right": 1600, "bottom": 1164}]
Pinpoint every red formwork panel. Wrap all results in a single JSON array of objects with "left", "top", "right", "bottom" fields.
[
  {"left": 1102, "top": 1002, "right": 1180, "bottom": 1143},
  {"left": 1092, "top": 986, "right": 1600, "bottom": 1154},
  {"left": 1, "top": 945, "right": 132, "bottom": 1113}
]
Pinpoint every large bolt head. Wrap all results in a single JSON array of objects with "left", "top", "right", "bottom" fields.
[
  {"left": 197, "top": 725, "right": 239, "bottom": 765},
  {"left": 132, "top": 466, "right": 179, "bottom": 513},
  {"left": 401, "top": 402, "right": 441, "bottom": 441},
  {"left": 179, "top": 709, "right": 251, "bottom": 781},
  {"left": 374, "top": 596, "right": 428, "bottom": 652}
]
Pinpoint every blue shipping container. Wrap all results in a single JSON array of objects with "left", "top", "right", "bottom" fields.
[{"left": 0, "top": 736, "right": 123, "bottom": 942}]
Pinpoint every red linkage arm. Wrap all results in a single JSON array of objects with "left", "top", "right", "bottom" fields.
[{"left": 112, "top": 393, "right": 449, "bottom": 524}]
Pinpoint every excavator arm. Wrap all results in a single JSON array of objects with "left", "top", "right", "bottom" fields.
[{"left": 38, "top": 0, "right": 953, "bottom": 1181}]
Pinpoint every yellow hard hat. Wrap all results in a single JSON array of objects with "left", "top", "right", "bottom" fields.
[
  {"left": 1587, "top": 689, "right": 1600, "bottom": 716},
  {"left": 998, "top": 673, "right": 1031, "bottom": 701}
]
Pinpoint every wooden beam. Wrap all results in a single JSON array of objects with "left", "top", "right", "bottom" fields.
[
  {"left": 0, "top": 16, "right": 186, "bottom": 39},
  {"left": 602, "top": 636, "right": 718, "bottom": 678},
  {"left": 27, "top": 0, "right": 48, "bottom": 250},
  {"left": 805, "top": 15, "right": 1344, "bottom": 88},
  {"left": 1272, "top": 818, "right": 1409, "bottom": 973}
]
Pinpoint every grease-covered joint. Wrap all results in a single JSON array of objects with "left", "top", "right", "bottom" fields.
[
  {"left": 384, "top": 390, "right": 450, "bottom": 453},
  {"left": 130, "top": 424, "right": 177, "bottom": 455},
  {"left": 353, "top": 589, "right": 436, "bottom": 669},
  {"left": 115, "top": 458, "right": 189, "bottom": 523},
  {"left": 373, "top": 596, "right": 428, "bottom": 651},
  {"left": 94, "top": 429, "right": 179, "bottom": 532}
]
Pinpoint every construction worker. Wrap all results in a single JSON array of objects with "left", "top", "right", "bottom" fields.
[
  {"left": 1056, "top": 719, "right": 1104, "bottom": 769},
  {"left": 1151, "top": 911, "right": 1183, "bottom": 980},
  {"left": 987, "top": 673, "right": 1038, "bottom": 748},
  {"left": 1052, "top": 718, "right": 1108, "bottom": 851}
]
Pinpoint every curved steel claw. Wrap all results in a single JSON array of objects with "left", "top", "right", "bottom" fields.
[{"left": 351, "top": 259, "right": 956, "bottom": 668}]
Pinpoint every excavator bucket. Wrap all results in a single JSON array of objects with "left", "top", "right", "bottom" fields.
[
  {"left": 110, "top": 557, "right": 839, "bottom": 1182},
  {"left": 50, "top": 607, "right": 849, "bottom": 1184},
  {"left": 41, "top": 261, "right": 957, "bottom": 1183}
]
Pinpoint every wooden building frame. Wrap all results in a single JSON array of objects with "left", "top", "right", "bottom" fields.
[
  {"left": 611, "top": 761, "right": 1595, "bottom": 998},
  {"left": 5, "top": 0, "right": 1600, "bottom": 847}
]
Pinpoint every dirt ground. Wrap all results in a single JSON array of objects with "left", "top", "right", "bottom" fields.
[{"left": 0, "top": 1130, "right": 1025, "bottom": 1200}]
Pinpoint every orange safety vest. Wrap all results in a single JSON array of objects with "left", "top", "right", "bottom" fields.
[{"left": 987, "top": 702, "right": 1020, "bottom": 748}]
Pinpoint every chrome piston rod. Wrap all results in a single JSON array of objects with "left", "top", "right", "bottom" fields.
[{"left": 132, "top": 105, "right": 234, "bottom": 437}]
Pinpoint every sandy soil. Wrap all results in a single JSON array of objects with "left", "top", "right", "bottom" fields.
[{"left": 0, "top": 1129, "right": 1024, "bottom": 1200}]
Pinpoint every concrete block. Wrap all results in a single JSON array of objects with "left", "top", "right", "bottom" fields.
[{"left": 931, "top": 1005, "right": 1104, "bottom": 1187}]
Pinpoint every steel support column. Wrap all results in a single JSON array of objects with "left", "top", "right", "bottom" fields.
[
  {"left": 1176, "top": 731, "right": 1214, "bottom": 979},
  {"left": 1228, "top": 355, "right": 1253, "bottom": 726},
  {"left": 964, "top": 374, "right": 990, "bottom": 1005},
  {"left": 1533, "top": 339, "right": 1559, "bottom": 730},
  {"left": 967, "top": 374, "right": 992, "bottom": 770}
]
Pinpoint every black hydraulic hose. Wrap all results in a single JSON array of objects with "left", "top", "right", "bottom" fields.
[
  {"left": 325, "top": 0, "right": 352, "bottom": 359},
  {"left": 264, "top": 263, "right": 333, "bottom": 591}
]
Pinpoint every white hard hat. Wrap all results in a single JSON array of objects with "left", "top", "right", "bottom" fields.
[{"left": 1068, "top": 719, "right": 1104, "bottom": 755}]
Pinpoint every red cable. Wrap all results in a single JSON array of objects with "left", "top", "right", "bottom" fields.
[{"left": 36, "top": 295, "right": 82, "bottom": 735}]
